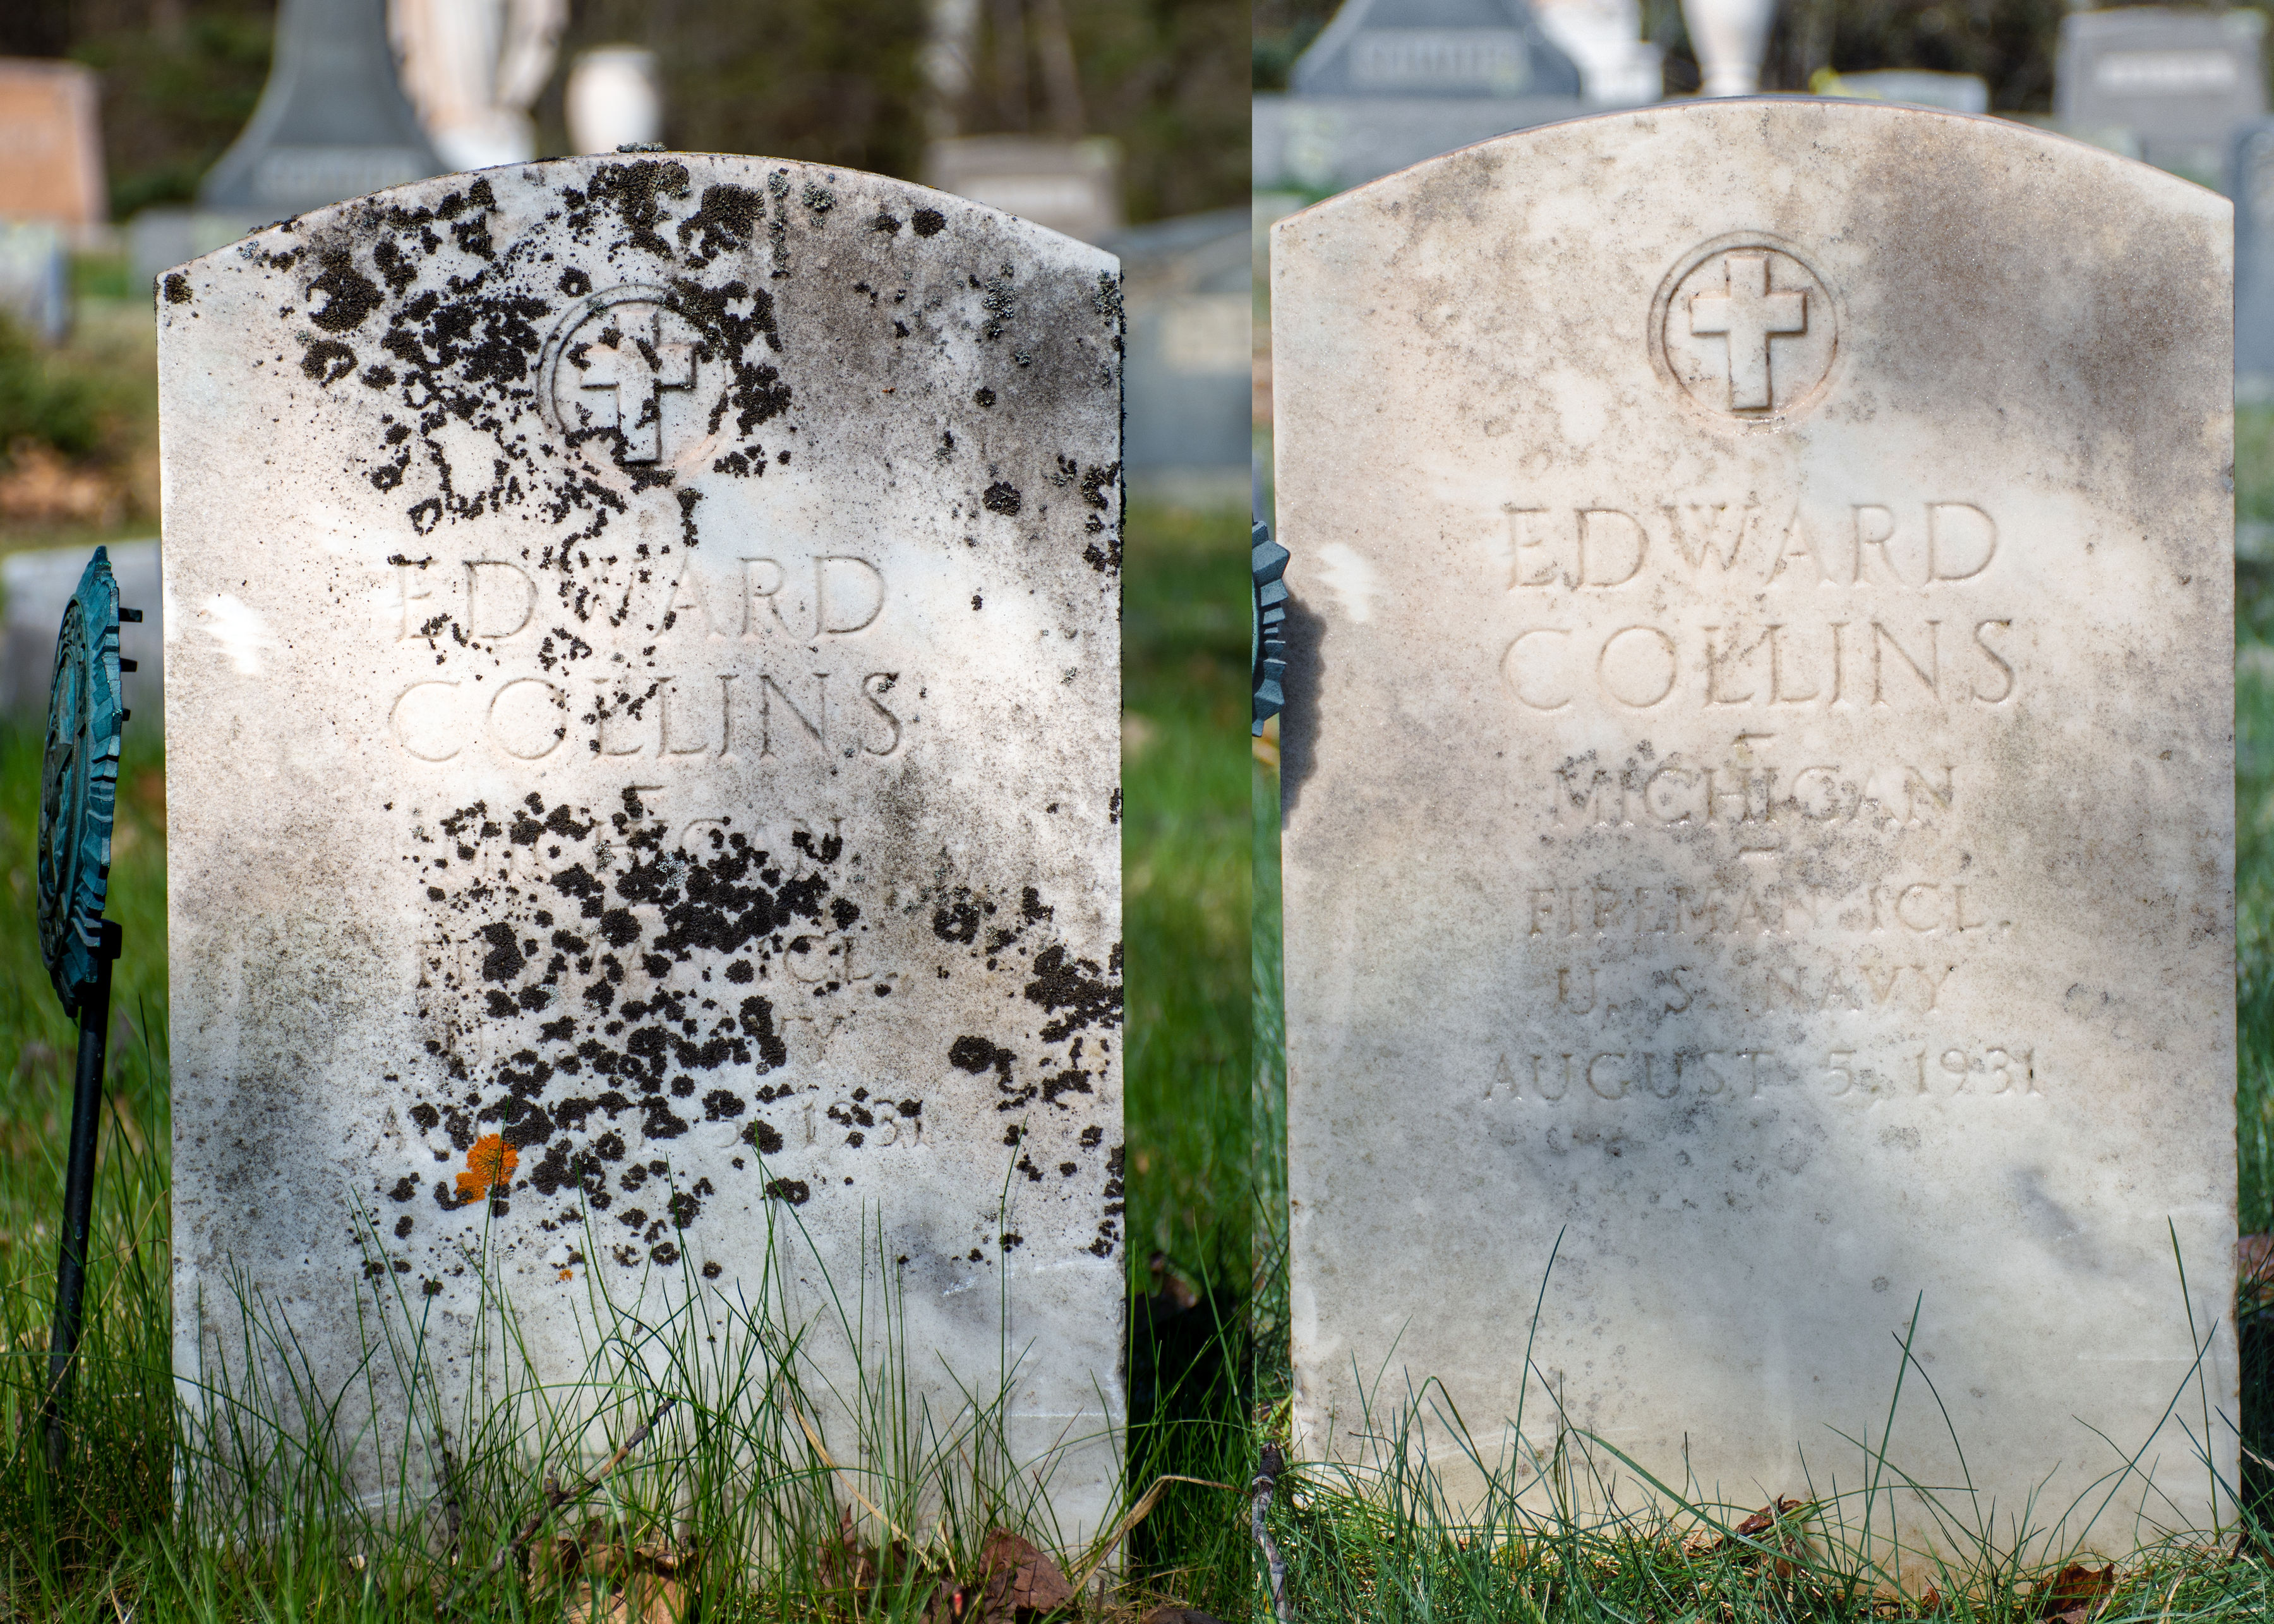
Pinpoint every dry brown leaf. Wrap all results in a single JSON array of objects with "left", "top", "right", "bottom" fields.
[
  {"left": 1141, "top": 1608, "right": 1226, "bottom": 1624},
  {"left": 1916, "top": 1582, "right": 1941, "bottom": 1614},
  {"left": 1731, "top": 1498, "right": 1803, "bottom": 1540},
  {"left": 562, "top": 1573, "right": 689, "bottom": 1624},
  {"left": 975, "top": 1528, "right": 1075, "bottom": 1620},
  {"left": 2035, "top": 1562, "right": 2114, "bottom": 1621}
]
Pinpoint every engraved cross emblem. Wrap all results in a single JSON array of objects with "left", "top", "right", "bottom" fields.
[
  {"left": 1687, "top": 251, "right": 1808, "bottom": 411},
  {"left": 574, "top": 308, "right": 695, "bottom": 462}
]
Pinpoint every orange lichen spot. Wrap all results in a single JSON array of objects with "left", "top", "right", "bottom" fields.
[
  {"left": 455, "top": 1134, "right": 519, "bottom": 1201},
  {"left": 558, "top": 1268, "right": 575, "bottom": 1282}
]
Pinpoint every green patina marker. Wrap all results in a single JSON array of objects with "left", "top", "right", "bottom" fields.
[{"left": 36, "top": 546, "right": 138, "bottom": 1472}]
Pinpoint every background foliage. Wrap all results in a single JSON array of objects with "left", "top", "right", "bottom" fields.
[{"left": 2, "top": 0, "right": 1245, "bottom": 225}]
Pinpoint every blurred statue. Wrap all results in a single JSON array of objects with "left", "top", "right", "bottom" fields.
[
  {"left": 390, "top": 0, "right": 565, "bottom": 172},
  {"left": 1681, "top": 0, "right": 1775, "bottom": 97},
  {"left": 565, "top": 47, "right": 664, "bottom": 155},
  {"left": 1532, "top": 0, "right": 1664, "bottom": 106}
]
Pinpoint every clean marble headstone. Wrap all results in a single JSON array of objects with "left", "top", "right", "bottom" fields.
[
  {"left": 161, "top": 156, "right": 1126, "bottom": 1529},
  {"left": 1272, "top": 99, "right": 2235, "bottom": 1567},
  {"left": 2057, "top": 6, "right": 2265, "bottom": 183}
]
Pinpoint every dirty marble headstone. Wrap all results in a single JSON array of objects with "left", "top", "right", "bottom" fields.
[
  {"left": 1272, "top": 100, "right": 2236, "bottom": 1565},
  {"left": 161, "top": 156, "right": 1126, "bottom": 1528}
]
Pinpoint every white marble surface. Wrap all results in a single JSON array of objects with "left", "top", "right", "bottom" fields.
[
  {"left": 1273, "top": 100, "right": 2237, "bottom": 1568},
  {"left": 161, "top": 156, "right": 1124, "bottom": 1531}
]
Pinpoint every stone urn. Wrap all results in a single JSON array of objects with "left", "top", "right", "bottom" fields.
[{"left": 1682, "top": 0, "right": 1776, "bottom": 97}]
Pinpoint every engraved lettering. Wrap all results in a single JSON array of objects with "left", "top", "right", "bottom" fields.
[
  {"left": 1663, "top": 503, "right": 1756, "bottom": 575},
  {"left": 1597, "top": 625, "right": 1676, "bottom": 707},
  {"left": 1505, "top": 629, "right": 1572, "bottom": 710},
  {"left": 859, "top": 673, "right": 905, "bottom": 755},
  {"left": 1870, "top": 620, "right": 1940, "bottom": 704},
  {"left": 759, "top": 673, "right": 827, "bottom": 757},
  {"left": 740, "top": 559, "right": 789, "bottom": 634},
  {"left": 817, "top": 557, "right": 886, "bottom": 635},
  {"left": 392, "top": 681, "right": 460, "bottom": 761},
  {"left": 1927, "top": 503, "right": 1997, "bottom": 581},
  {"left": 1506, "top": 508, "right": 1560, "bottom": 588},
  {"left": 486, "top": 677, "right": 569, "bottom": 761},
  {"left": 1970, "top": 618, "right": 2016, "bottom": 703},
  {"left": 1578, "top": 510, "right": 1647, "bottom": 587},
  {"left": 466, "top": 560, "right": 537, "bottom": 641}
]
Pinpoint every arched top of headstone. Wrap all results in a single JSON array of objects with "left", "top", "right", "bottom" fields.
[
  {"left": 1291, "top": 0, "right": 1582, "bottom": 100},
  {"left": 1285, "top": 93, "right": 2228, "bottom": 223}
]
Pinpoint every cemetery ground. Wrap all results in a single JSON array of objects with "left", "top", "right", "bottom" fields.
[
  {"left": 0, "top": 428, "right": 1252, "bottom": 1610},
  {"left": 1236, "top": 430, "right": 2274, "bottom": 1618}
]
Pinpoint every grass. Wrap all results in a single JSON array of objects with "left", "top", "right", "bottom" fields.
[
  {"left": 1237, "top": 423, "right": 2274, "bottom": 1619},
  {"left": 0, "top": 496, "right": 1258, "bottom": 1618}
]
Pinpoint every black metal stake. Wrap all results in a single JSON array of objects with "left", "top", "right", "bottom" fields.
[{"left": 44, "top": 918, "right": 120, "bottom": 1475}]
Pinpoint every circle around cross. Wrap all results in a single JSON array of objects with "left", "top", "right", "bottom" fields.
[
  {"left": 536, "top": 284, "right": 712, "bottom": 467},
  {"left": 1650, "top": 233, "right": 1841, "bottom": 424}
]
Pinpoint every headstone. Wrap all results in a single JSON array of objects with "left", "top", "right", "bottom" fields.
[
  {"left": 925, "top": 136, "right": 1121, "bottom": 245},
  {"left": 565, "top": 45, "right": 661, "bottom": 156},
  {"left": 1824, "top": 69, "right": 1988, "bottom": 116},
  {"left": 0, "top": 58, "right": 105, "bottom": 236},
  {"left": 1272, "top": 100, "right": 2236, "bottom": 1567},
  {"left": 160, "top": 157, "right": 1126, "bottom": 1532},
  {"left": 1107, "top": 207, "right": 1249, "bottom": 497},
  {"left": 390, "top": 0, "right": 565, "bottom": 172},
  {"left": 2234, "top": 119, "right": 2274, "bottom": 401},
  {"left": 0, "top": 219, "right": 68, "bottom": 342},
  {"left": 200, "top": 0, "right": 444, "bottom": 218},
  {"left": 2057, "top": 6, "right": 2266, "bottom": 186},
  {"left": 1255, "top": 0, "right": 1585, "bottom": 195}
]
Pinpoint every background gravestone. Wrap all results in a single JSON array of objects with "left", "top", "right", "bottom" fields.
[
  {"left": 1254, "top": 0, "right": 1590, "bottom": 195},
  {"left": 2056, "top": 5, "right": 2265, "bottom": 186},
  {"left": 161, "top": 155, "right": 1126, "bottom": 1531},
  {"left": 2235, "top": 119, "right": 2274, "bottom": 414},
  {"left": 201, "top": 0, "right": 443, "bottom": 215},
  {"left": 0, "top": 58, "right": 106, "bottom": 236},
  {"left": 1272, "top": 99, "right": 2236, "bottom": 1565}
]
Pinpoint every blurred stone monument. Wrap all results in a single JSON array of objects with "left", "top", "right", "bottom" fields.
[
  {"left": 1253, "top": 0, "right": 1590, "bottom": 195},
  {"left": 391, "top": 0, "right": 564, "bottom": 172},
  {"left": 2235, "top": 119, "right": 2274, "bottom": 412},
  {"left": 135, "top": 0, "right": 445, "bottom": 288},
  {"left": 2057, "top": 6, "right": 2266, "bottom": 188},
  {"left": 1109, "top": 208, "right": 1249, "bottom": 502},
  {"left": 0, "top": 59, "right": 106, "bottom": 238},
  {"left": 1681, "top": 0, "right": 1774, "bottom": 97},
  {"left": 1820, "top": 68, "right": 1989, "bottom": 116},
  {"left": 925, "top": 136, "right": 1121, "bottom": 243},
  {"left": 564, "top": 45, "right": 662, "bottom": 154},
  {"left": 1533, "top": 0, "right": 1661, "bottom": 106},
  {"left": 0, "top": 221, "right": 68, "bottom": 342}
]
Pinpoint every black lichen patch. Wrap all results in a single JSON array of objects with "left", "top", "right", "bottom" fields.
[
  {"left": 301, "top": 339, "right": 356, "bottom": 385},
  {"left": 982, "top": 481, "right": 1021, "bottom": 516},
  {"left": 308, "top": 250, "right": 384, "bottom": 332},
  {"left": 911, "top": 208, "right": 945, "bottom": 238},
  {"left": 406, "top": 790, "right": 869, "bottom": 1245},
  {"left": 577, "top": 159, "right": 693, "bottom": 258},
  {"left": 162, "top": 272, "right": 191, "bottom": 305},
  {"left": 1024, "top": 942, "right": 1123, "bottom": 1044},
  {"left": 677, "top": 184, "right": 764, "bottom": 267}
]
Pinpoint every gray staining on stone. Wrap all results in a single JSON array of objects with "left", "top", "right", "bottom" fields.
[
  {"left": 160, "top": 155, "right": 1123, "bottom": 1532},
  {"left": 1272, "top": 100, "right": 2235, "bottom": 1571}
]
